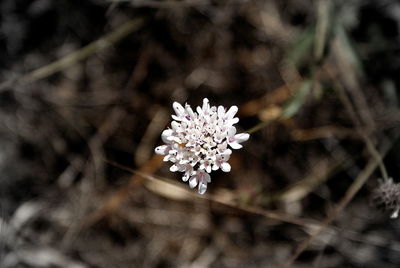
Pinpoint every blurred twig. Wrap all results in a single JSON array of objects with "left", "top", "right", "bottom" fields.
[
  {"left": 314, "top": 0, "right": 331, "bottom": 61},
  {"left": 0, "top": 18, "right": 143, "bottom": 91},
  {"left": 327, "top": 68, "right": 390, "bottom": 182}
]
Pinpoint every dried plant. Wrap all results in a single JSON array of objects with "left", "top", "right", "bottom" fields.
[{"left": 372, "top": 178, "right": 400, "bottom": 218}]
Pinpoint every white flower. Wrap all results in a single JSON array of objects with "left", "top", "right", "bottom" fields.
[{"left": 155, "top": 98, "right": 249, "bottom": 194}]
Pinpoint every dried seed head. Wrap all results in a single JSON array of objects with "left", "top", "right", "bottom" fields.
[{"left": 371, "top": 178, "right": 400, "bottom": 218}]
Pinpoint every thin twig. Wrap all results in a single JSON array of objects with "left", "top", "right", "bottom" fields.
[
  {"left": 0, "top": 18, "right": 143, "bottom": 90},
  {"left": 331, "top": 73, "right": 390, "bottom": 181}
]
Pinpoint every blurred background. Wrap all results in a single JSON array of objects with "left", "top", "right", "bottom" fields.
[{"left": 1, "top": 0, "right": 400, "bottom": 267}]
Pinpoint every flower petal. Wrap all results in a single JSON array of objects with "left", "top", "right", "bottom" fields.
[
  {"left": 155, "top": 145, "right": 168, "bottom": 155},
  {"left": 173, "top": 102, "right": 185, "bottom": 116},
  {"left": 206, "top": 165, "right": 212, "bottom": 173},
  {"left": 234, "top": 133, "right": 250, "bottom": 143},
  {"left": 202, "top": 98, "right": 209, "bottom": 112},
  {"left": 226, "top": 118, "right": 239, "bottom": 125},
  {"left": 186, "top": 105, "right": 196, "bottom": 118},
  {"left": 217, "top": 106, "right": 225, "bottom": 117},
  {"left": 161, "top": 129, "right": 173, "bottom": 143},
  {"left": 170, "top": 165, "right": 179, "bottom": 172},
  {"left": 182, "top": 172, "right": 190, "bottom": 182},
  {"left": 226, "top": 105, "right": 238, "bottom": 119},
  {"left": 198, "top": 182, "right": 207, "bottom": 194},
  {"left": 171, "top": 121, "right": 181, "bottom": 131},
  {"left": 189, "top": 176, "right": 198, "bottom": 188},
  {"left": 220, "top": 162, "right": 231, "bottom": 172},
  {"left": 228, "top": 126, "right": 237, "bottom": 137},
  {"left": 229, "top": 141, "right": 243, "bottom": 149}
]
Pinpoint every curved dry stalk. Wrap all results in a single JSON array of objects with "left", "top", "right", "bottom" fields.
[{"left": 98, "top": 159, "right": 322, "bottom": 229}]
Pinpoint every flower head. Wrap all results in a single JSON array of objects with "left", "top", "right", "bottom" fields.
[
  {"left": 155, "top": 98, "right": 249, "bottom": 194},
  {"left": 372, "top": 178, "right": 400, "bottom": 218}
]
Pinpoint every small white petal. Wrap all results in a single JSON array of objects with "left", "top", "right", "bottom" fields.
[
  {"left": 161, "top": 129, "right": 173, "bottom": 143},
  {"left": 226, "top": 105, "right": 238, "bottom": 119},
  {"left": 186, "top": 105, "right": 196, "bottom": 118},
  {"left": 170, "top": 165, "right": 179, "bottom": 172},
  {"left": 234, "top": 133, "right": 250, "bottom": 143},
  {"left": 155, "top": 145, "right": 168, "bottom": 155},
  {"left": 182, "top": 172, "right": 190, "bottom": 182},
  {"left": 217, "top": 106, "right": 225, "bottom": 117},
  {"left": 171, "top": 121, "right": 181, "bottom": 130},
  {"left": 202, "top": 98, "right": 209, "bottom": 111},
  {"left": 189, "top": 176, "right": 198, "bottom": 188},
  {"left": 229, "top": 142, "right": 243, "bottom": 149},
  {"left": 226, "top": 118, "right": 239, "bottom": 125},
  {"left": 228, "top": 126, "right": 237, "bottom": 137},
  {"left": 206, "top": 165, "right": 212, "bottom": 173},
  {"left": 220, "top": 162, "right": 231, "bottom": 172},
  {"left": 173, "top": 102, "right": 185, "bottom": 116},
  {"left": 198, "top": 182, "right": 207, "bottom": 194},
  {"left": 172, "top": 115, "right": 182, "bottom": 121}
]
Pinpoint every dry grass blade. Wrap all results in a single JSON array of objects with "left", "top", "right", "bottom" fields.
[
  {"left": 19, "top": 18, "right": 144, "bottom": 85},
  {"left": 103, "top": 160, "right": 324, "bottom": 229}
]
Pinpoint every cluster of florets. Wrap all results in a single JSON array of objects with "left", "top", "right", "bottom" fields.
[
  {"left": 372, "top": 178, "right": 400, "bottom": 218},
  {"left": 155, "top": 98, "right": 249, "bottom": 194}
]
